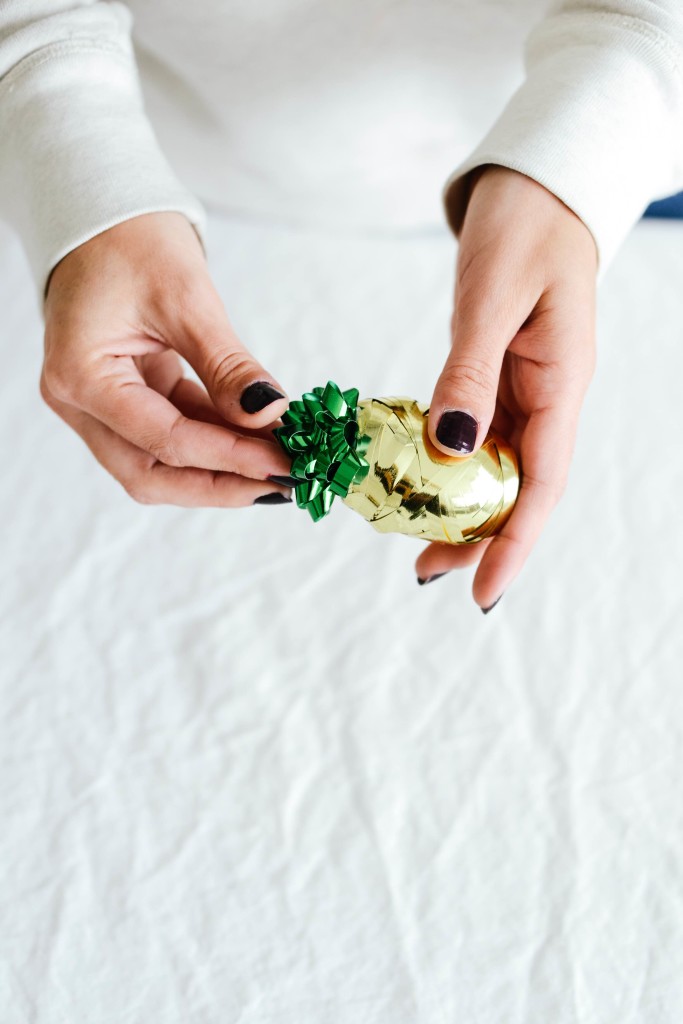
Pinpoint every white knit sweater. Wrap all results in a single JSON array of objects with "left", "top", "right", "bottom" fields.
[{"left": 1, "top": 1, "right": 682, "bottom": 298}]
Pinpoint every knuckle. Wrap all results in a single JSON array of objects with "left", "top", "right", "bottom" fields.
[
  {"left": 122, "top": 476, "right": 155, "bottom": 505},
  {"left": 524, "top": 471, "right": 565, "bottom": 507},
  {"left": 39, "top": 371, "right": 57, "bottom": 410},
  {"left": 549, "top": 477, "right": 566, "bottom": 505},
  {"left": 441, "top": 358, "right": 495, "bottom": 402},
  {"left": 208, "top": 468, "right": 240, "bottom": 505},
  {"left": 219, "top": 430, "right": 242, "bottom": 468},
  {"left": 209, "top": 348, "right": 255, "bottom": 395},
  {"left": 43, "top": 357, "right": 80, "bottom": 404},
  {"left": 145, "top": 415, "right": 187, "bottom": 467},
  {"left": 496, "top": 530, "right": 527, "bottom": 558}
]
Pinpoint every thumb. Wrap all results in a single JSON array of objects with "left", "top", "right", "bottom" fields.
[
  {"left": 428, "top": 312, "right": 511, "bottom": 458},
  {"left": 172, "top": 294, "right": 289, "bottom": 429}
]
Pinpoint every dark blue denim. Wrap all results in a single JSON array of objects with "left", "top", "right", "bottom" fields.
[{"left": 643, "top": 192, "right": 683, "bottom": 219}]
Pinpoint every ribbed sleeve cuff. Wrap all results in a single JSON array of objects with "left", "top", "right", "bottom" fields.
[{"left": 442, "top": 9, "right": 683, "bottom": 278}]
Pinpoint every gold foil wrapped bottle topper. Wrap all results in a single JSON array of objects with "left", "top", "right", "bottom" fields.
[{"left": 272, "top": 381, "right": 519, "bottom": 545}]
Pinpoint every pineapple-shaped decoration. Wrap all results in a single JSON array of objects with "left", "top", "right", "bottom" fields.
[{"left": 272, "top": 380, "right": 519, "bottom": 545}]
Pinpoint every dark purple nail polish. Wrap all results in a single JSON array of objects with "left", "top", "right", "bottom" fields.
[
  {"left": 435, "top": 410, "right": 478, "bottom": 453},
  {"left": 267, "top": 474, "right": 300, "bottom": 488},
  {"left": 240, "top": 380, "right": 285, "bottom": 413},
  {"left": 417, "top": 572, "right": 447, "bottom": 586},
  {"left": 481, "top": 594, "right": 503, "bottom": 614},
  {"left": 253, "top": 492, "right": 293, "bottom": 505}
]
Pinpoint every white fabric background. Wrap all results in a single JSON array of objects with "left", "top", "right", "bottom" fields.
[{"left": 2, "top": 211, "right": 683, "bottom": 1022}]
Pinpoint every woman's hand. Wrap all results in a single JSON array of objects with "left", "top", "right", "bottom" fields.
[
  {"left": 417, "top": 166, "right": 598, "bottom": 610},
  {"left": 41, "top": 212, "right": 295, "bottom": 507}
]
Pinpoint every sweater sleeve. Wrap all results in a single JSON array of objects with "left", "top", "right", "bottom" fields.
[
  {"left": 0, "top": 1, "right": 207, "bottom": 302},
  {"left": 442, "top": 0, "right": 683, "bottom": 276}
]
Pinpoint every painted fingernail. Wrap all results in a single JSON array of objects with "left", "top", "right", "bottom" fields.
[
  {"left": 435, "top": 411, "right": 478, "bottom": 453},
  {"left": 267, "top": 474, "right": 300, "bottom": 488},
  {"left": 253, "top": 492, "right": 293, "bottom": 505},
  {"left": 240, "top": 380, "right": 285, "bottom": 413},
  {"left": 481, "top": 594, "right": 503, "bottom": 614},
  {"left": 417, "top": 572, "right": 447, "bottom": 586}
]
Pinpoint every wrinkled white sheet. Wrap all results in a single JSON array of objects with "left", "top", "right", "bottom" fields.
[{"left": 2, "top": 211, "right": 683, "bottom": 1023}]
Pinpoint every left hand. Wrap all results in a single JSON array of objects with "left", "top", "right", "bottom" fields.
[{"left": 415, "top": 165, "right": 598, "bottom": 610}]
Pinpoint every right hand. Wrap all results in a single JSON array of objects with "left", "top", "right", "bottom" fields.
[{"left": 41, "top": 212, "right": 296, "bottom": 507}]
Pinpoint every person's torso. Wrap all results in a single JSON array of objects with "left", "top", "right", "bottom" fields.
[{"left": 129, "top": 0, "right": 552, "bottom": 228}]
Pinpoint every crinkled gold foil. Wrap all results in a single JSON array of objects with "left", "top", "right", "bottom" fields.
[{"left": 342, "top": 397, "right": 519, "bottom": 544}]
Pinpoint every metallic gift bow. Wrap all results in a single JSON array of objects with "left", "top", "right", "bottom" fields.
[{"left": 272, "top": 380, "right": 371, "bottom": 521}]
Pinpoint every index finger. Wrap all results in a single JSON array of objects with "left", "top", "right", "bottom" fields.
[
  {"left": 472, "top": 397, "right": 582, "bottom": 609},
  {"left": 79, "top": 365, "right": 293, "bottom": 480}
]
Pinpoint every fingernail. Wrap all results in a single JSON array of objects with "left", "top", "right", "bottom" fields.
[
  {"left": 240, "top": 380, "right": 285, "bottom": 413},
  {"left": 253, "top": 491, "right": 293, "bottom": 505},
  {"left": 435, "top": 411, "right": 478, "bottom": 453},
  {"left": 267, "top": 474, "right": 300, "bottom": 488},
  {"left": 417, "top": 572, "right": 447, "bottom": 586},
  {"left": 481, "top": 594, "right": 503, "bottom": 614}
]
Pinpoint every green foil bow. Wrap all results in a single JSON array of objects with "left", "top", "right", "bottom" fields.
[{"left": 272, "top": 380, "right": 370, "bottom": 521}]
